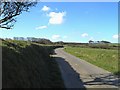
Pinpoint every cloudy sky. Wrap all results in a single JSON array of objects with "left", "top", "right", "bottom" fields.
[{"left": 0, "top": 2, "right": 118, "bottom": 43}]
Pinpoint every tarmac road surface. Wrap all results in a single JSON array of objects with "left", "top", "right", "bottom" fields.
[{"left": 53, "top": 48, "right": 119, "bottom": 89}]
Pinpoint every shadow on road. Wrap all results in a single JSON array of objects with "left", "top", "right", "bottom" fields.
[
  {"left": 52, "top": 48, "right": 119, "bottom": 90},
  {"left": 83, "top": 73, "right": 120, "bottom": 86},
  {"left": 54, "top": 56, "right": 119, "bottom": 90},
  {"left": 54, "top": 56, "right": 86, "bottom": 89}
]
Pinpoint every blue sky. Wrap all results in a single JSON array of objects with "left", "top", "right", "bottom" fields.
[{"left": 0, "top": 2, "right": 118, "bottom": 43}]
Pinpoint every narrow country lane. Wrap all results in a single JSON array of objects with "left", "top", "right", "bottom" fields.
[{"left": 53, "top": 48, "right": 119, "bottom": 89}]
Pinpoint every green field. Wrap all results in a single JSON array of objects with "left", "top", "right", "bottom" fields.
[
  {"left": 2, "top": 39, "right": 65, "bottom": 88},
  {"left": 64, "top": 46, "right": 119, "bottom": 75}
]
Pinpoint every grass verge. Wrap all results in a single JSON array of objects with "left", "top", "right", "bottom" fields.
[{"left": 64, "top": 46, "right": 119, "bottom": 75}]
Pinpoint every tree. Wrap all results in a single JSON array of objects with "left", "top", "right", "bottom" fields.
[
  {"left": 89, "top": 40, "right": 94, "bottom": 44},
  {"left": 0, "top": 1, "right": 37, "bottom": 29},
  {"left": 101, "top": 40, "right": 111, "bottom": 44}
]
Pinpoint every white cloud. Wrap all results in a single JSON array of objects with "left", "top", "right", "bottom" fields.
[
  {"left": 41, "top": 6, "right": 50, "bottom": 11},
  {"left": 112, "top": 34, "right": 119, "bottom": 39},
  {"left": 81, "top": 33, "right": 88, "bottom": 37},
  {"left": 36, "top": 25, "right": 47, "bottom": 30},
  {"left": 48, "top": 11, "right": 66, "bottom": 24},
  {"left": 52, "top": 35, "right": 60, "bottom": 39}
]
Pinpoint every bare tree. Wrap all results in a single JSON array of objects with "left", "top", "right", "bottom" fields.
[{"left": 0, "top": 1, "right": 37, "bottom": 29}]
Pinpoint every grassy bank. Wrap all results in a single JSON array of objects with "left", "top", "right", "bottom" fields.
[
  {"left": 2, "top": 40, "right": 65, "bottom": 88},
  {"left": 64, "top": 46, "right": 119, "bottom": 75}
]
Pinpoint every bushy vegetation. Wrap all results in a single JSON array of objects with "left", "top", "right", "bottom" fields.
[
  {"left": 2, "top": 40, "right": 65, "bottom": 88},
  {"left": 65, "top": 43, "right": 119, "bottom": 50},
  {"left": 64, "top": 46, "right": 119, "bottom": 75},
  {"left": 88, "top": 43, "right": 119, "bottom": 50}
]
